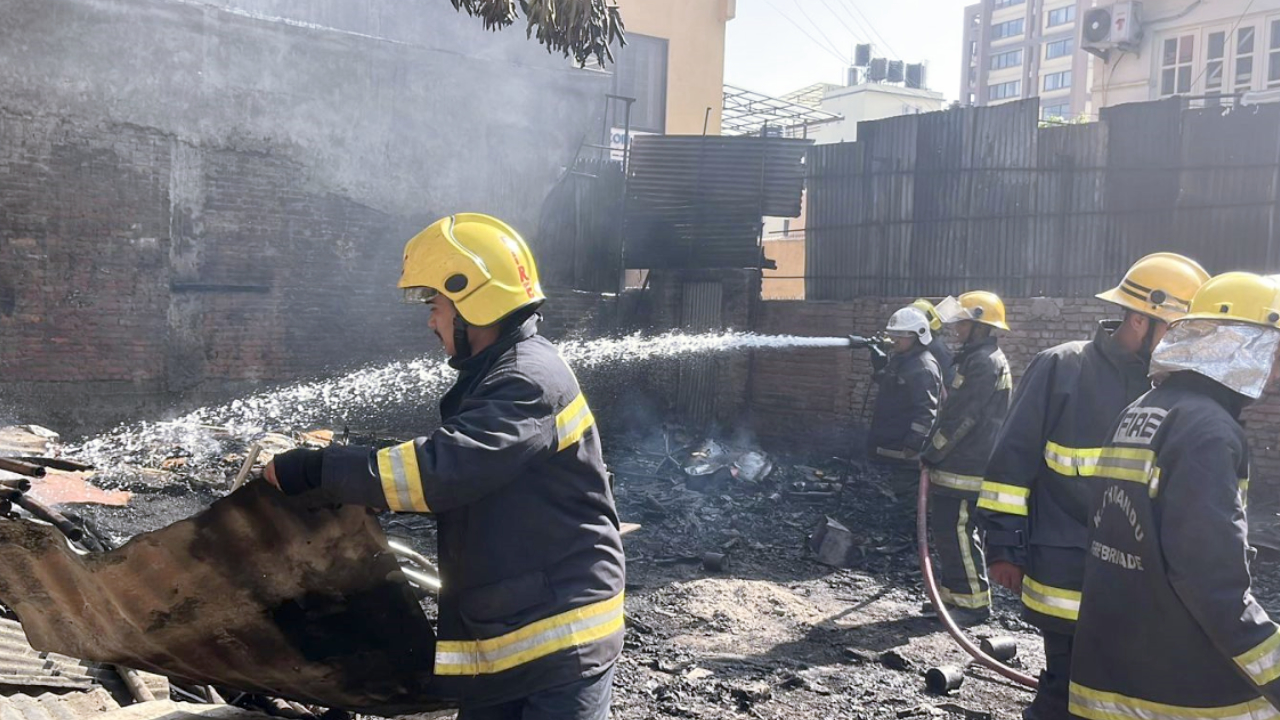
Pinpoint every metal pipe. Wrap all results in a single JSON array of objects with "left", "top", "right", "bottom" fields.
[
  {"left": 0, "top": 458, "right": 46, "bottom": 477},
  {"left": 917, "top": 467, "right": 1038, "bottom": 689},
  {"left": 12, "top": 456, "right": 94, "bottom": 472},
  {"left": 400, "top": 566, "right": 442, "bottom": 592},
  {"left": 388, "top": 539, "right": 440, "bottom": 576},
  {"left": 115, "top": 665, "right": 157, "bottom": 703},
  {"left": 2, "top": 490, "right": 86, "bottom": 544},
  {"left": 0, "top": 478, "right": 32, "bottom": 493}
]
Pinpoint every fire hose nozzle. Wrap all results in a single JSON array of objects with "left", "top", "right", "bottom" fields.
[{"left": 847, "top": 333, "right": 890, "bottom": 348}]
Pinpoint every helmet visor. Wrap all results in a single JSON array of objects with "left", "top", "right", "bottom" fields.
[
  {"left": 1150, "top": 319, "right": 1280, "bottom": 399},
  {"left": 401, "top": 286, "right": 439, "bottom": 305},
  {"left": 934, "top": 296, "right": 970, "bottom": 324}
]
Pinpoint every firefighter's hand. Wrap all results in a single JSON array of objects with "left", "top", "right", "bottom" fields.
[
  {"left": 267, "top": 448, "right": 325, "bottom": 496},
  {"left": 988, "top": 561, "right": 1023, "bottom": 593},
  {"left": 869, "top": 345, "right": 889, "bottom": 373},
  {"left": 264, "top": 460, "right": 281, "bottom": 490}
]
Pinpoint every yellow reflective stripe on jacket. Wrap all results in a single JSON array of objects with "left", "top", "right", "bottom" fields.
[
  {"left": 910, "top": 422, "right": 932, "bottom": 435},
  {"left": 1092, "top": 447, "right": 1158, "bottom": 484},
  {"left": 1044, "top": 441, "right": 1105, "bottom": 476},
  {"left": 1069, "top": 682, "right": 1280, "bottom": 720},
  {"left": 930, "top": 470, "right": 983, "bottom": 493},
  {"left": 996, "top": 367, "right": 1012, "bottom": 390},
  {"left": 376, "top": 441, "right": 430, "bottom": 512},
  {"left": 1241, "top": 476, "right": 1251, "bottom": 510},
  {"left": 977, "top": 480, "right": 1030, "bottom": 516},
  {"left": 556, "top": 393, "right": 596, "bottom": 452},
  {"left": 1235, "top": 629, "right": 1280, "bottom": 687},
  {"left": 876, "top": 447, "right": 910, "bottom": 460},
  {"left": 1022, "top": 576, "right": 1081, "bottom": 621},
  {"left": 434, "top": 592, "right": 625, "bottom": 676}
]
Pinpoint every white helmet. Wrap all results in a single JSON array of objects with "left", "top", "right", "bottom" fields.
[{"left": 886, "top": 306, "right": 933, "bottom": 346}]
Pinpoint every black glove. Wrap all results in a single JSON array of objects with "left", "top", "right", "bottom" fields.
[
  {"left": 272, "top": 448, "right": 324, "bottom": 496},
  {"left": 869, "top": 345, "right": 890, "bottom": 373}
]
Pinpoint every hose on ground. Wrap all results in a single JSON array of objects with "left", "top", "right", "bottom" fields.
[{"left": 917, "top": 465, "right": 1038, "bottom": 689}]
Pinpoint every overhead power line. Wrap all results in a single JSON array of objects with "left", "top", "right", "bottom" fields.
[
  {"left": 792, "top": 0, "right": 852, "bottom": 63},
  {"left": 761, "top": 0, "right": 851, "bottom": 66},
  {"left": 838, "top": 0, "right": 902, "bottom": 61}
]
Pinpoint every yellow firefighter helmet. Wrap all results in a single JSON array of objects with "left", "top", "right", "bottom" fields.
[
  {"left": 398, "top": 213, "right": 546, "bottom": 327},
  {"left": 1182, "top": 272, "right": 1280, "bottom": 328},
  {"left": 911, "top": 299, "right": 944, "bottom": 333},
  {"left": 957, "top": 291, "right": 1010, "bottom": 331},
  {"left": 1096, "top": 252, "right": 1210, "bottom": 323}
]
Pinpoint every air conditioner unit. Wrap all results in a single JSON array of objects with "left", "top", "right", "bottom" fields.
[{"left": 1082, "top": 2, "right": 1143, "bottom": 55}]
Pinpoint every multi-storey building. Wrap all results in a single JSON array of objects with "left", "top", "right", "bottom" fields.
[
  {"left": 1086, "top": 0, "right": 1280, "bottom": 110},
  {"left": 961, "top": 0, "right": 1092, "bottom": 120}
]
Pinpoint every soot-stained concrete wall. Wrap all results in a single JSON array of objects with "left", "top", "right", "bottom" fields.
[{"left": 0, "top": 0, "right": 610, "bottom": 432}]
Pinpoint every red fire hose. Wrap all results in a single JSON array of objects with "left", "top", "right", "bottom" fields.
[{"left": 917, "top": 466, "right": 1039, "bottom": 689}]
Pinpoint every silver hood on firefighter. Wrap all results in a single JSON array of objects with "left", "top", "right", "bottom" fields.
[{"left": 1149, "top": 319, "right": 1280, "bottom": 399}]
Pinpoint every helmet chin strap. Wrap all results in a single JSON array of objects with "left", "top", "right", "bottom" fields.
[{"left": 453, "top": 314, "right": 473, "bottom": 361}]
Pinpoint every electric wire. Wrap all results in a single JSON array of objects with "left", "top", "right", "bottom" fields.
[
  {"left": 761, "top": 0, "right": 851, "bottom": 66},
  {"left": 793, "top": 0, "right": 853, "bottom": 64}
]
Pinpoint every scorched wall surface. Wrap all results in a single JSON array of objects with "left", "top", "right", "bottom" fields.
[{"left": 0, "top": 0, "right": 608, "bottom": 431}]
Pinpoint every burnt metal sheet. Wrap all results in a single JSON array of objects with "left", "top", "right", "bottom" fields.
[
  {"left": 623, "top": 134, "right": 811, "bottom": 269},
  {"left": 0, "top": 483, "right": 445, "bottom": 715}
]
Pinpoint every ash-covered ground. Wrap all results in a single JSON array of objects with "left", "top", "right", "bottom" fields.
[{"left": 53, "top": 426, "right": 1280, "bottom": 720}]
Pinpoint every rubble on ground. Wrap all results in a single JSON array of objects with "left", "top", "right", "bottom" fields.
[{"left": 4, "top": 422, "right": 1280, "bottom": 719}]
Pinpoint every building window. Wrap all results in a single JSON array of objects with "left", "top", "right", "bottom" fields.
[
  {"left": 1044, "top": 70, "right": 1072, "bottom": 91},
  {"left": 1047, "top": 6, "right": 1076, "bottom": 27},
  {"left": 1161, "top": 34, "right": 1195, "bottom": 96},
  {"left": 991, "top": 18, "right": 1025, "bottom": 39},
  {"left": 1269, "top": 19, "right": 1280, "bottom": 88},
  {"left": 994, "top": 0, "right": 1025, "bottom": 8},
  {"left": 970, "top": 40, "right": 978, "bottom": 59},
  {"left": 1237, "top": 26, "right": 1257, "bottom": 92},
  {"left": 1206, "top": 30, "right": 1226, "bottom": 95},
  {"left": 989, "top": 80, "right": 1021, "bottom": 99},
  {"left": 991, "top": 49, "right": 1024, "bottom": 70},
  {"left": 612, "top": 33, "right": 668, "bottom": 134},
  {"left": 1045, "top": 38, "right": 1074, "bottom": 59},
  {"left": 1042, "top": 103, "right": 1072, "bottom": 120}
]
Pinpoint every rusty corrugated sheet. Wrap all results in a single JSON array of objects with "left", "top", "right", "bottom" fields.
[
  {"left": 0, "top": 483, "right": 445, "bottom": 715},
  {"left": 623, "top": 135, "right": 811, "bottom": 269}
]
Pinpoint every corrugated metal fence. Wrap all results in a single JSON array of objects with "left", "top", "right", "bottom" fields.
[{"left": 806, "top": 98, "right": 1280, "bottom": 300}]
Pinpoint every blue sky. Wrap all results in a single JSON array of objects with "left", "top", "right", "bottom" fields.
[{"left": 725, "top": 0, "right": 966, "bottom": 102}]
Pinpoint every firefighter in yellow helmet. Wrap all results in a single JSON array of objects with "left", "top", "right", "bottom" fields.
[
  {"left": 1071, "top": 273, "right": 1280, "bottom": 719},
  {"left": 920, "top": 292, "right": 1012, "bottom": 625},
  {"left": 265, "top": 214, "right": 625, "bottom": 719},
  {"left": 977, "top": 253, "right": 1209, "bottom": 720},
  {"left": 913, "top": 298, "right": 956, "bottom": 386}
]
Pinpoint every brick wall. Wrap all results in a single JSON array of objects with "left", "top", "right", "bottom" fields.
[
  {"left": 743, "top": 296, "right": 1280, "bottom": 484},
  {"left": 0, "top": 107, "right": 621, "bottom": 433}
]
